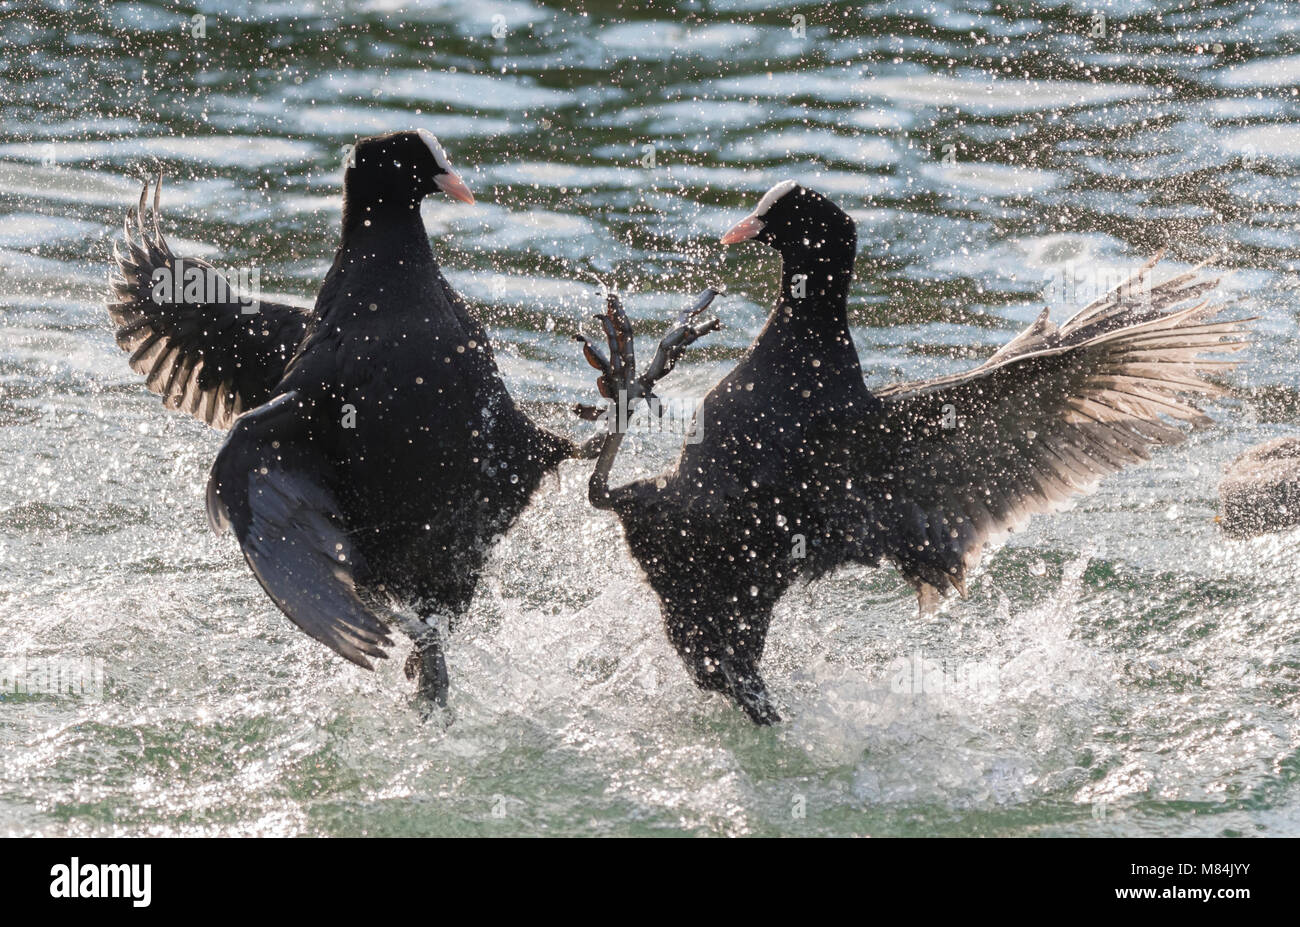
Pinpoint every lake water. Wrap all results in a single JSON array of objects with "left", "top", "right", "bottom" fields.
[{"left": 1, "top": 0, "right": 1298, "bottom": 836}]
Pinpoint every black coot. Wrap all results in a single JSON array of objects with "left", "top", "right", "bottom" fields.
[
  {"left": 109, "top": 130, "right": 589, "bottom": 706},
  {"left": 578, "top": 181, "right": 1249, "bottom": 724}
]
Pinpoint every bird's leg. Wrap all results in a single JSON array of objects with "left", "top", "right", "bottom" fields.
[
  {"left": 586, "top": 425, "right": 627, "bottom": 509},
  {"left": 571, "top": 431, "right": 607, "bottom": 460},
  {"left": 719, "top": 661, "right": 780, "bottom": 726},
  {"left": 403, "top": 619, "right": 450, "bottom": 710},
  {"left": 573, "top": 291, "right": 638, "bottom": 509},
  {"left": 573, "top": 287, "right": 722, "bottom": 506},
  {"left": 669, "top": 608, "right": 778, "bottom": 725}
]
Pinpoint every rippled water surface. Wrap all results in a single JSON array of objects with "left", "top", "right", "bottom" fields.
[{"left": 2, "top": 0, "right": 1299, "bottom": 836}]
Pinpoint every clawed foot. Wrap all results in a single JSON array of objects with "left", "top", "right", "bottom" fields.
[
  {"left": 404, "top": 630, "right": 449, "bottom": 718},
  {"left": 573, "top": 289, "right": 639, "bottom": 420},
  {"left": 573, "top": 285, "right": 723, "bottom": 424}
]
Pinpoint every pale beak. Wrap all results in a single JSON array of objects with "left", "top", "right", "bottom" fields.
[
  {"left": 721, "top": 215, "right": 764, "bottom": 245},
  {"left": 435, "top": 169, "right": 476, "bottom": 205}
]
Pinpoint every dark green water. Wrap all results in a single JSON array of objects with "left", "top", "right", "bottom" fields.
[{"left": 0, "top": 0, "right": 1298, "bottom": 836}]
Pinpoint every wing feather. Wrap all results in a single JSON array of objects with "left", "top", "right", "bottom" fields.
[
  {"left": 206, "top": 392, "right": 393, "bottom": 668},
  {"left": 853, "top": 256, "right": 1249, "bottom": 606},
  {"left": 107, "top": 176, "right": 311, "bottom": 429}
]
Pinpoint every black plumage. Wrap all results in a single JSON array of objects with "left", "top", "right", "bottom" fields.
[
  {"left": 580, "top": 182, "right": 1250, "bottom": 724},
  {"left": 109, "top": 131, "right": 585, "bottom": 705}
]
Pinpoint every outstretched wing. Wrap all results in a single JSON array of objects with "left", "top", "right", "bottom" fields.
[
  {"left": 107, "top": 177, "right": 310, "bottom": 429},
  {"left": 206, "top": 392, "right": 392, "bottom": 668},
  {"left": 853, "top": 256, "right": 1249, "bottom": 608}
]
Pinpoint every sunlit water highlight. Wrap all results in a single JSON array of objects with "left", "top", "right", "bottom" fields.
[{"left": 1, "top": 0, "right": 1298, "bottom": 836}]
